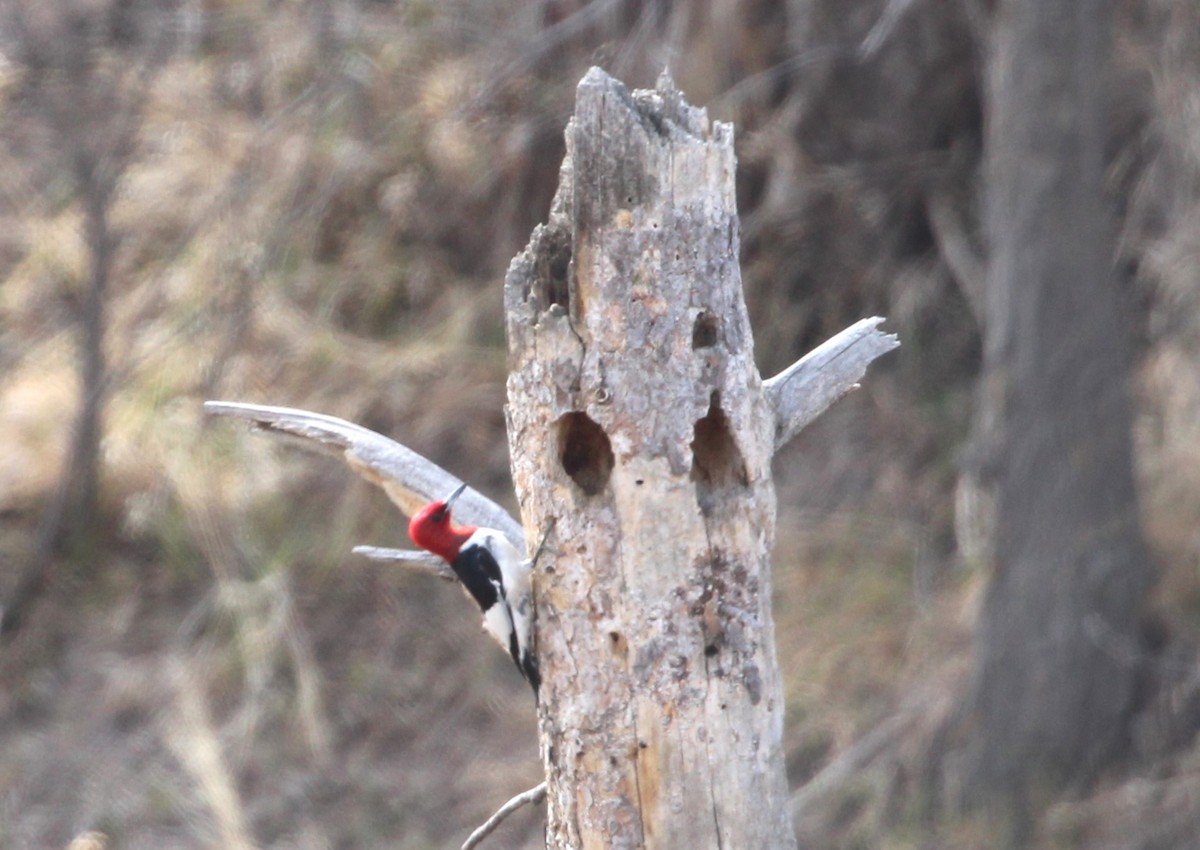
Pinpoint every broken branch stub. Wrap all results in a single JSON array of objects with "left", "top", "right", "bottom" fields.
[
  {"left": 764, "top": 316, "right": 899, "bottom": 450},
  {"left": 350, "top": 545, "right": 456, "bottom": 580},
  {"left": 505, "top": 67, "right": 798, "bottom": 849}
]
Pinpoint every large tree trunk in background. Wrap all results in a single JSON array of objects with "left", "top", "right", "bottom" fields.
[
  {"left": 505, "top": 68, "right": 797, "bottom": 849},
  {"left": 965, "top": 0, "right": 1154, "bottom": 809}
]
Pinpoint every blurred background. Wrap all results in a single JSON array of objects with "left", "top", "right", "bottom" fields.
[{"left": 1, "top": 0, "right": 1199, "bottom": 848}]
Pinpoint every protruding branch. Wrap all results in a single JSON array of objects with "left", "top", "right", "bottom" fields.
[
  {"left": 460, "top": 782, "right": 547, "bottom": 850},
  {"left": 764, "top": 317, "right": 899, "bottom": 451},
  {"left": 203, "top": 401, "right": 525, "bottom": 553},
  {"left": 350, "top": 546, "right": 456, "bottom": 580}
]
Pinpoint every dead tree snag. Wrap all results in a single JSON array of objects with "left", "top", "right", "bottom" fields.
[{"left": 504, "top": 67, "right": 895, "bottom": 850}]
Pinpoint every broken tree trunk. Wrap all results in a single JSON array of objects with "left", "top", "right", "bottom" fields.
[{"left": 505, "top": 67, "right": 894, "bottom": 850}]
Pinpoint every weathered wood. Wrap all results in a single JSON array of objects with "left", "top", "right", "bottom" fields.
[
  {"left": 505, "top": 67, "right": 797, "bottom": 849},
  {"left": 764, "top": 316, "right": 898, "bottom": 450},
  {"left": 350, "top": 545, "right": 455, "bottom": 580}
]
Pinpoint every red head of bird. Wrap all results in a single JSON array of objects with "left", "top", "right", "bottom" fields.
[{"left": 408, "top": 483, "right": 477, "bottom": 564}]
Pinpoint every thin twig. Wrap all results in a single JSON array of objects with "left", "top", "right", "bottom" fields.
[
  {"left": 460, "top": 782, "right": 547, "bottom": 850},
  {"left": 925, "top": 187, "right": 986, "bottom": 324},
  {"left": 790, "top": 712, "right": 916, "bottom": 820},
  {"left": 528, "top": 517, "right": 557, "bottom": 567},
  {"left": 859, "top": 0, "right": 917, "bottom": 59}
]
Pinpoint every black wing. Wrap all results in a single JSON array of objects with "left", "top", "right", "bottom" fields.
[
  {"left": 451, "top": 545, "right": 504, "bottom": 613},
  {"left": 452, "top": 545, "right": 522, "bottom": 668}
]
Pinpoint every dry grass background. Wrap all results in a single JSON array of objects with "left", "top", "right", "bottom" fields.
[{"left": 2, "top": 1, "right": 1200, "bottom": 848}]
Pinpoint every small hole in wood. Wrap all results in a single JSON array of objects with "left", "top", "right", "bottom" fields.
[
  {"left": 692, "top": 311, "right": 718, "bottom": 348},
  {"left": 607, "top": 629, "right": 628, "bottom": 660},
  {"left": 558, "top": 411, "right": 614, "bottom": 496},
  {"left": 691, "top": 392, "right": 749, "bottom": 515}
]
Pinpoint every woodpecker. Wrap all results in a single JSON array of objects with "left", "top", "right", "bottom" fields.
[{"left": 408, "top": 484, "right": 540, "bottom": 692}]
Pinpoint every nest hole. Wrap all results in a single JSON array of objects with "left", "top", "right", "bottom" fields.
[
  {"left": 692, "top": 310, "right": 719, "bottom": 348},
  {"left": 691, "top": 393, "right": 749, "bottom": 513},
  {"left": 558, "top": 411, "right": 614, "bottom": 496}
]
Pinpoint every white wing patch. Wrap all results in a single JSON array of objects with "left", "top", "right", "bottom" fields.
[
  {"left": 481, "top": 580, "right": 516, "bottom": 652},
  {"left": 465, "top": 528, "right": 534, "bottom": 662}
]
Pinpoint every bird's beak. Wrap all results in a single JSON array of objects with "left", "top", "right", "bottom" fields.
[{"left": 443, "top": 482, "right": 468, "bottom": 511}]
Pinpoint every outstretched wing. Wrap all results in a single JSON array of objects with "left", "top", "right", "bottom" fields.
[{"left": 203, "top": 401, "right": 526, "bottom": 553}]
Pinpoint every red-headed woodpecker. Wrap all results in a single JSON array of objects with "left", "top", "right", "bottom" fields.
[{"left": 408, "top": 484, "right": 540, "bottom": 692}]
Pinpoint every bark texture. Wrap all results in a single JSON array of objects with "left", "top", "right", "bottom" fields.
[
  {"left": 505, "top": 68, "right": 796, "bottom": 849},
  {"left": 965, "top": 0, "right": 1153, "bottom": 804}
]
